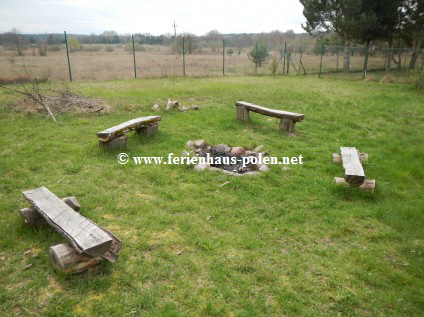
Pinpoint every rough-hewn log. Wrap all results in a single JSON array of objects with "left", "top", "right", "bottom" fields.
[
  {"left": 235, "top": 101, "right": 304, "bottom": 121},
  {"left": 49, "top": 243, "right": 102, "bottom": 274},
  {"left": 136, "top": 123, "right": 158, "bottom": 138},
  {"left": 23, "top": 187, "right": 112, "bottom": 257},
  {"left": 334, "top": 177, "right": 376, "bottom": 193},
  {"left": 340, "top": 147, "right": 365, "bottom": 187},
  {"left": 20, "top": 196, "right": 81, "bottom": 229},
  {"left": 332, "top": 152, "right": 368, "bottom": 164},
  {"left": 99, "top": 136, "right": 126, "bottom": 150},
  {"left": 279, "top": 118, "right": 296, "bottom": 132},
  {"left": 97, "top": 116, "right": 161, "bottom": 142},
  {"left": 236, "top": 106, "right": 249, "bottom": 121}
]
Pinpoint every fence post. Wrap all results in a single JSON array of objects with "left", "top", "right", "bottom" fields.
[
  {"left": 336, "top": 48, "right": 339, "bottom": 72},
  {"left": 319, "top": 44, "right": 324, "bottom": 78},
  {"left": 132, "top": 34, "right": 137, "bottom": 78},
  {"left": 64, "top": 31, "right": 72, "bottom": 82},
  {"left": 282, "top": 42, "right": 287, "bottom": 75},
  {"left": 182, "top": 37, "right": 186, "bottom": 76},
  {"left": 286, "top": 52, "right": 290, "bottom": 74},
  {"left": 222, "top": 39, "right": 225, "bottom": 76},
  {"left": 299, "top": 49, "right": 302, "bottom": 75},
  {"left": 362, "top": 45, "right": 369, "bottom": 79}
]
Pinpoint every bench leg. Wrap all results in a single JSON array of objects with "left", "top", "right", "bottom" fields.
[
  {"left": 49, "top": 243, "right": 103, "bottom": 274},
  {"left": 236, "top": 106, "right": 249, "bottom": 121},
  {"left": 136, "top": 123, "right": 158, "bottom": 137},
  {"left": 99, "top": 136, "right": 127, "bottom": 150},
  {"left": 334, "top": 177, "right": 375, "bottom": 193},
  {"left": 279, "top": 118, "right": 296, "bottom": 132}
]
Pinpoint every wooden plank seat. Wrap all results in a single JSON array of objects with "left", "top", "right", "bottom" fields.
[
  {"left": 97, "top": 116, "right": 161, "bottom": 149},
  {"left": 235, "top": 101, "right": 304, "bottom": 132},
  {"left": 22, "top": 187, "right": 122, "bottom": 273},
  {"left": 332, "top": 147, "right": 375, "bottom": 192}
]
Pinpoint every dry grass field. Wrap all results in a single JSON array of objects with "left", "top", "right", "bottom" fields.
[{"left": 0, "top": 44, "right": 402, "bottom": 81}]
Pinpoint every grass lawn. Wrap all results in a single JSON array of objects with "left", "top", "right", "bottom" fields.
[{"left": 0, "top": 76, "right": 423, "bottom": 316}]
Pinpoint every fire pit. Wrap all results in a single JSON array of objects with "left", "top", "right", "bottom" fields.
[{"left": 184, "top": 140, "right": 269, "bottom": 176}]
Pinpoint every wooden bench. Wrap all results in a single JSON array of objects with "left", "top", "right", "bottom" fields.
[
  {"left": 332, "top": 147, "right": 375, "bottom": 192},
  {"left": 97, "top": 116, "right": 161, "bottom": 150},
  {"left": 22, "top": 187, "right": 121, "bottom": 273},
  {"left": 235, "top": 101, "right": 304, "bottom": 132}
]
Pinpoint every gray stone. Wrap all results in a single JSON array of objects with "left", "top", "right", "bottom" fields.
[
  {"left": 151, "top": 103, "right": 161, "bottom": 111},
  {"left": 213, "top": 144, "right": 231, "bottom": 155},
  {"left": 254, "top": 145, "right": 264, "bottom": 152},
  {"left": 194, "top": 140, "right": 207, "bottom": 149},
  {"left": 230, "top": 146, "right": 245, "bottom": 157},
  {"left": 191, "top": 105, "right": 199, "bottom": 110},
  {"left": 194, "top": 163, "right": 208, "bottom": 171},
  {"left": 259, "top": 165, "right": 269, "bottom": 172},
  {"left": 245, "top": 151, "right": 257, "bottom": 157},
  {"left": 186, "top": 140, "right": 194, "bottom": 149}
]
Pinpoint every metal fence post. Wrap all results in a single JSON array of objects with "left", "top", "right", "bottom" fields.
[
  {"left": 132, "top": 34, "right": 137, "bottom": 78},
  {"left": 336, "top": 48, "right": 339, "bottom": 72},
  {"left": 222, "top": 39, "right": 225, "bottom": 76},
  {"left": 362, "top": 45, "right": 369, "bottom": 79},
  {"left": 182, "top": 37, "right": 186, "bottom": 76},
  {"left": 319, "top": 44, "right": 324, "bottom": 78},
  {"left": 283, "top": 42, "right": 287, "bottom": 75},
  {"left": 64, "top": 31, "right": 72, "bottom": 82}
]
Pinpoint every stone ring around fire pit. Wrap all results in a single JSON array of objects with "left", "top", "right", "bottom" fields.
[{"left": 184, "top": 140, "right": 270, "bottom": 176}]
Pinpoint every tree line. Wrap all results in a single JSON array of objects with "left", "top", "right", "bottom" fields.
[{"left": 300, "top": 0, "right": 424, "bottom": 71}]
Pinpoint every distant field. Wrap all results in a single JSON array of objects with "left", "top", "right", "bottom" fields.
[
  {"left": 0, "top": 44, "right": 396, "bottom": 81},
  {"left": 0, "top": 76, "right": 423, "bottom": 316}
]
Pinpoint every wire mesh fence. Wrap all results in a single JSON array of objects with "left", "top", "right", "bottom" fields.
[{"left": 0, "top": 34, "right": 423, "bottom": 83}]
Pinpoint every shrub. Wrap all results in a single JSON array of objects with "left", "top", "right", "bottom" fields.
[
  {"left": 48, "top": 45, "right": 61, "bottom": 52},
  {"left": 248, "top": 41, "right": 270, "bottom": 72},
  {"left": 68, "top": 37, "right": 80, "bottom": 52},
  {"left": 269, "top": 55, "right": 278, "bottom": 76},
  {"left": 105, "top": 45, "right": 114, "bottom": 52},
  {"left": 410, "top": 69, "right": 424, "bottom": 90},
  {"left": 80, "top": 45, "right": 100, "bottom": 52},
  {"left": 124, "top": 42, "right": 145, "bottom": 53},
  {"left": 226, "top": 48, "right": 233, "bottom": 55}
]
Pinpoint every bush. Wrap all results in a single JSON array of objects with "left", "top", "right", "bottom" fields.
[
  {"left": 48, "top": 45, "right": 61, "bottom": 52},
  {"left": 105, "top": 46, "right": 114, "bottom": 52},
  {"left": 80, "top": 45, "right": 101, "bottom": 52},
  {"left": 226, "top": 48, "right": 233, "bottom": 55},
  {"left": 68, "top": 37, "right": 80, "bottom": 52},
  {"left": 269, "top": 55, "right": 278, "bottom": 76},
  {"left": 248, "top": 41, "right": 270, "bottom": 71},
  {"left": 124, "top": 42, "right": 145, "bottom": 53},
  {"left": 411, "top": 69, "right": 424, "bottom": 90}
]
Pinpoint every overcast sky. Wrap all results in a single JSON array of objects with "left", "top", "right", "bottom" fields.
[{"left": 0, "top": 0, "right": 306, "bottom": 35}]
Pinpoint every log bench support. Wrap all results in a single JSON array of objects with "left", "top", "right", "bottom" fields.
[
  {"left": 333, "top": 147, "right": 375, "bottom": 193},
  {"left": 97, "top": 116, "right": 161, "bottom": 150},
  {"left": 49, "top": 243, "right": 103, "bottom": 274},
  {"left": 235, "top": 101, "right": 304, "bottom": 133},
  {"left": 21, "top": 187, "right": 122, "bottom": 274},
  {"left": 136, "top": 122, "right": 159, "bottom": 138}
]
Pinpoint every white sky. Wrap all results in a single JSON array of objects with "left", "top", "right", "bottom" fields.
[{"left": 0, "top": 0, "right": 306, "bottom": 35}]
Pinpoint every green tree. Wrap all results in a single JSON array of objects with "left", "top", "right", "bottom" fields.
[
  {"left": 300, "top": 0, "right": 364, "bottom": 72},
  {"left": 68, "top": 37, "right": 80, "bottom": 52},
  {"left": 401, "top": 0, "right": 424, "bottom": 69},
  {"left": 248, "top": 41, "right": 270, "bottom": 72}
]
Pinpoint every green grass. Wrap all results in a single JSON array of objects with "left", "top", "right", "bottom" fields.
[{"left": 0, "top": 76, "right": 423, "bottom": 316}]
